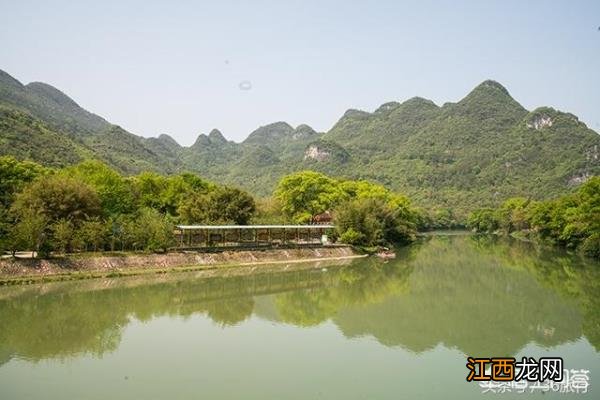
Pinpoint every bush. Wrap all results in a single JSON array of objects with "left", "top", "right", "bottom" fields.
[
  {"left": 339, "top": 228, "right": 365, "bottom": 245},
  {"left": 11, "top": 175, "right": 101, "bottom": 224}
]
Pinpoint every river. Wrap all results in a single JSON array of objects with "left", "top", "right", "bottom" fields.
[{"left": 0, "top": 234, "right": 598, "bottom": 399}]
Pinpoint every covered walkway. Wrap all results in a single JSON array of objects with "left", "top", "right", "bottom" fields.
[{"left": 175, "top": 225, "right": 335, "bottom": 249}]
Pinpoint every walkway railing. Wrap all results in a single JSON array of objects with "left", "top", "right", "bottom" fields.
[{"left": 175, "top": 224, "right": 335, "bottom": 249}]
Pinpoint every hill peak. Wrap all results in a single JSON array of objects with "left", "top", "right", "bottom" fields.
[
  {"left": 264, "top": 121, "right": 294, "bottom": 131},
  {"left": 157, "top": 134, "right": 181, "bottom": 147},
  {"left": 457, "top": 79, "right": 526, "bottom": 118},
  {"left": 26, "top": 81, "right": 80, "bottom": 108},
  {"left": 0, "top": 69, "right": 24, "bottom": 90},
  {"left": 208, "top": 128, "right": 227, "bottom": 142},
  {"left": 293, "top": 124, "right": 318, "bottom": 139},
  {"left": 470, "top": 80, "right": 512, "bottom": 97},
  {"left": 243, "top": 121, "right": 294, "bottom": 145},
  {"left": 374, "top": 102, "right": 401, "bottom": 113},
  {"left": 191, "top": 129, "right": 231, "bottom": 149},
  {"left": 342, "top": 109, "right": 370, "bottom": 119},
  {"left": 402, "top": 96, "right": 438, "bottom": 107}
]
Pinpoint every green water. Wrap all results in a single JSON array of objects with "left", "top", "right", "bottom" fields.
[{"left": 0, "top": 235, "right": 599, "bottom": 399}]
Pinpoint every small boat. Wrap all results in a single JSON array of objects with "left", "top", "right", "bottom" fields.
[{"left": 375, "top": 248, "right": 396, "bottom": 259}]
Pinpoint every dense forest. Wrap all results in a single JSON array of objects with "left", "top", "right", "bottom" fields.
[
  {"left": 1, "top": 69, "right": 599, "bottom": 218},
  {"left": 467, "top": 177, "right": 600, "bottom": 258},
  {"left": 0, "top": 157, "right": 425, "bottom": 257},
  {"left": 0, "top": 157, "right": 255, "bottom": 256},
  {"left": 3, "top": 154, "right": 597, "bottom": 259}
]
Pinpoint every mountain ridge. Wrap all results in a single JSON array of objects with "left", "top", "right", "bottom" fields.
[{"left": 0, "top": 69, "right": 598, "bottom": 215}]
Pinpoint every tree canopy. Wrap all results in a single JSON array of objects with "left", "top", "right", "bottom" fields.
[
  {"left": 0, "top": 157, "right": 257, "bottom": 257},
  {"left": 275, "top": 170, "right": 420, "bottom": 246},
  {"left": 467, "top": 177, "right": 600, "bottom": 258}
]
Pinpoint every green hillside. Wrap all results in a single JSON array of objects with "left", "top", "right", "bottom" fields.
[
  {"left": 1, "top": 69, "right": 598, "bottom": 217},
  {"left": 0, "top": 106, "right": 93, "bottom": 167},
  {"left": 0, "top": 70, "right": 109, "bottom": 136},
  {"left": 0, "top": 70, "right": 174, "bottom": 174}
]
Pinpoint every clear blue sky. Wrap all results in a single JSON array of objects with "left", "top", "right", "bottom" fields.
[{"left": 1, "top": 0, "right": 599, "bottom": 145}]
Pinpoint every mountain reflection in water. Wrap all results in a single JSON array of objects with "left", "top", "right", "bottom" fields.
[{"left": 0, "top": 235, "right": 598, "bottom": 365}]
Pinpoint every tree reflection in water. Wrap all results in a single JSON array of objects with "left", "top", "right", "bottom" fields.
[{"left": 0, "top": 235, "right": 598, "bottom": 364}]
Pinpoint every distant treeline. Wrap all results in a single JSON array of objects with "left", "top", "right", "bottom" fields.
[
  {"left": 467, "top": 177, "right": 600, "bottom": 258},
  {"left": 3, "top": 156, "right": 595, "bottom": 259}
]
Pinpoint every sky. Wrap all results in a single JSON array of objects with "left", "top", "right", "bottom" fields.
[{"left": 1, "top": 0, "right": 599, "bottom": 145}]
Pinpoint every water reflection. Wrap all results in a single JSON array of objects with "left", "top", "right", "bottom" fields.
[{"left": 0, "top": 235, "right": 598, "bottom": 364}]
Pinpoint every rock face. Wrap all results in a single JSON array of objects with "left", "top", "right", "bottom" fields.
[
  {"left": 303, "top": 140, "right": 350, "bottom": 163},
  {"left": 304, "top": 144, "right": 331, "bottom": 161},
  {"left": 527, "top": 115, "right": 553, "bottom": 130},
  {"left": 568, "top": 172, "right": 592, "bottom": 186}
]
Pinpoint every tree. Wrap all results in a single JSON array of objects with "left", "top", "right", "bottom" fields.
[
  {"left": 129, "top": 172, "right": 215, "bottom": 217},
  {"left": 0, "top": 206, "right": 11, "bottom": 255},
  {"left": 8, "top": 211, "right": 50, "bottom": 257},
  {"left": 496, "top": 197, "right": 531, "bottom": 233},
  {"left": 252, "top": 197, "right": 289, "bottom": 224},
  {"left": 136, "top": 208, "right": 175, "bottom": 252},
  {"left": 0, "top": 156, "right": 47, "bottom": 209},
  {"left": 472, "top": 177, "right": 600, "bottom": 258},
  {"left": 581, "top": 233, "right": 600, "bottom": 259},
  {"left": 131, "top": 172, "right": 168, "bottom": 211},
  {"left": 79, "top": 217, "right": 108, "bottom": 252},
  {"left": 207, "top": 186, "right": 256, "bottom": 224},
  {"left": 178, "top": 186, "right": 256, "bottom": 224},
  {"left": 66, "top": 160, "right": 135, "bottom": 216},
  {"left": 339, "top": 228, "right": 365, "bottom": 245},
  {"left": 160, "top": 174, "right": 214, "bottom": 216},
  {"left": 467, "top": 208, "right": 499, "bottom": 233},
  {"left": 11, "top": 175, "right": 101, "bottom": 225},
  {"left": 340, "top": 180, "right": 390, "bottom": 202},
  {"left": 275, "top": 171, "right": 345, "bottom": 223},
  {"left": 334, "top": 198, "right": 417, "bottom": 246},
  {"left": 52, "top": 219, "right": 74, "bottom": 253},
  {"left": 138, "top": 210, "right": 175, "bottom": 251}
]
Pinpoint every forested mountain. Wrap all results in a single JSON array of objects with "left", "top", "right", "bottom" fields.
[
  {"left": 1, "top": 69, "right": 598, "bottom": 215},
  {"left": 0, "top": 70, "right": 175, "bottom": 174}
]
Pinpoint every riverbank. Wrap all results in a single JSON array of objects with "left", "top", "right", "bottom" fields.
[{"left": 0, "top": 246, "right": 363, "bottom": 285}]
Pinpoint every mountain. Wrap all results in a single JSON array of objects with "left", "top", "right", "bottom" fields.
[
  {"left": 0, "top": 105, "right": 93, "bottom": 167},
  {"left": 0, "top": 70, "right": 175, "bottom": 174},
  {"left": 143, "top": 134, "right": 183, "bottom": 165},
  {"left": 1, "top": 69, "right": 598, "bottom": 215},
  {"left": 0, "top": 70, "right": 109, "bottom": 136},
  {"left": 315, "top": 80, "right": 600, "bottom": 213},
  {"left": 244, "top": 122, "right": 295, "bottom": 150}
]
